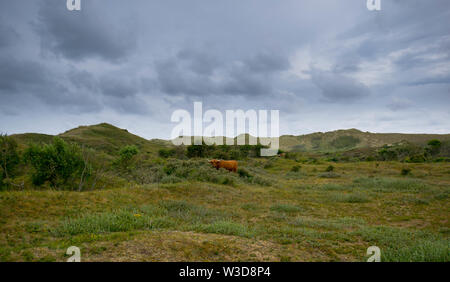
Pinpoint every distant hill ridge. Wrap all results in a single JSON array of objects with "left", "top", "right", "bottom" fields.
[
  {"left": 10, "top": 123, "right": 450, "bottom": 153},
  {"left": 279, "top": 129, "right": 450, "bottom": 152}
]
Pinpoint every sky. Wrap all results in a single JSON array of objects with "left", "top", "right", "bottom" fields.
[{"left": 0, "top": 0, "right": 449, "bottom": 139}]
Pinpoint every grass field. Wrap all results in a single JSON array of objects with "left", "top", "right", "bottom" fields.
[{"left": 1, "top": 158, "right": 448, "bottom": 262}]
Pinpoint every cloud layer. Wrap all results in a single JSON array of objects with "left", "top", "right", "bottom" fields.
[{"left": 0, "top": 0, "right": 449, "bottom": 137}]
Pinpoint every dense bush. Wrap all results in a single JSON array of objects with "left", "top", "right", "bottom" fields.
[
  {"left": 0, "top": 134, "right": 20, "bottom": 189},
  {"left": 24, "top": 137, "right": 83, "bottom": 188},
  {"left": 238, "top": 168, "right": 251, "bottom": 178},
  {"left": 186, "top": 143, "right": 265, "bottom": 159},
  {"left": 158, "top": 148, "right": 175, "bottom": 158},
  {"left": 291, "top": 165, "right": 301, "bottom": 172},
  {"left": 426, "top": 139, "right": 441, "bottom": 156},
  {"left": 401, "top": 168, "right": 412, "bottom": 176},
  {"left": 116, "top": 145, "right": 139, "bottom": 169}
]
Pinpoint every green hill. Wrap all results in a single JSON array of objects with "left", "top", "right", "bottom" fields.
[
  {"left": 11, "top": 123, "right": 171, "bottom": 156},
  {"left": 279, "top": 129, "right": 450, "bottom": 152},
  {"left": 10, "top": 124, "right": 450, "bottom": 155}
]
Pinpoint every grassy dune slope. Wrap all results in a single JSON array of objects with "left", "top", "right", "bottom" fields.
[
  {"left": 11, "top": 123, "right": 171, "bottom": 156},
  {"left": 11, "top": 123, "right": 450, "bottom": 154},
  {"left": 0, "top": 160, "right": 448, "bottom": 262},
  {"left": 280, "top": 129, "right": 450, "bottom": 152},
  {"left": 2, "top": 123, "right": 449, "bottom": 262}
]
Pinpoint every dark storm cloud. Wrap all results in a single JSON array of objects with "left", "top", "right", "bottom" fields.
[
  {"left": 243, "top": 53, "right": 291, "bottom": 73},
  {"left": 0, "top": 0, "right": 449, "bottom": 137},
  {"left": 0, "top": 22, "right": 19, "bottom": 49},
  {"left": 155, "top": 57, "right": 215, "bottom": 96},
  {"left": 99, "top": 76, "right": 138, "bottom": 98},
  {"left": 104, "top": 96, "right": 149, "bottom": 115},
  {"left": 67, "top": 69, "right": 98, "bottom": 91},
  {"left": 0, "top": 56, "right": 48, "bottom": 93},
  {"left": 311, "top": 69, "right": 370, "bottom": 103},
  {"left": 155, "top": 49, "right": 288, "bottom": 97},
  {"left": 35, "top": 0, "right": 136, "bottom": 62},
  {"left": 176, "top": 49, "right": 220, "bottom": 76},
  {"left": 0, "top": 56, "right": 102, "bottom": 114},
  {"left": 407, "top": 74, "right": 450, "bottom": 86}
]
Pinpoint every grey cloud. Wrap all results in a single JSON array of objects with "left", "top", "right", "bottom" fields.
[
  {"left": 35, "top": 0, "right": 136, "bottom": 62},
  {"left": 0, "top": 56, "right": 49, "bottom": 93},
  {"left": 0, "top": 0, "right": 449, "bottom": 137},
  {"left": 99, "top": 76, "right": 138, "bottom": 98},
  {"left": 155, "top": 58, "right": 215, "bottom": 96},
  {"left": 104, "top": 96, "right": 149, "bottom": 115},
  {"left": 0, "top": 22, "right": 19, "bottom": 49},
  {"left": 68, "top": 69, "right": 98, "bottom": 91},
  {"left": 311, "top": 69, "right": 370, "bottom": 103},
  {"left": 243, "top": 52, "right": 291, "bottom": 73},
  {"left": 155, "top": 49, "right": 288, "bottom": 97},
  {"left": 0, "top": 56, "right": 102, "bottom": 114},
  {"left": 177, "top": 49, "right": 220, "bottom": 75},
  {"left": 407, "top": 74, "right": 450, "bottom": 86},
  {"left": 387, "top": 98, "right": 413, "bottom": 111},
  {"left": 221, "top": 65, "right": 271, "bottom": 96}
]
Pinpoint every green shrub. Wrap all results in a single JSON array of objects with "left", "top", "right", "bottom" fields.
[
  {"left": 0, "top": 134, "right": 20, "bottom": 189},
  {"left": 250, "top": 176, "right": 272, "bottom": 186},
  {"left": 426, "top": 139, "right": 441, "bottom": 156},
  {"left": 406, "top": 154, "right": 426, "bottom": 163},
  {"left": 325, "top": 165, "right": 334, "bottom": 172},
  {"left": 238, "top": 168, "right": 251, "bottom": 178},
  {"left": 116, "top": 145, "right": 139, "bottom": 169},
  {"left": 158, "top": 148, "right": 175, "bottom": 158},
  {"left": 24, "top": 137, "right": 83, "bottom": 188},
  {"left": 401, "top": 168, "right": 412, "bottom": 176},
  {"left": 291, "top": 165, "right": 301, "bottom": 172}
]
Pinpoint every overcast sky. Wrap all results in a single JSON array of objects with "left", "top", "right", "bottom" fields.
[{"left": 0, "top": 0, "right": 449, "bottom": 139}]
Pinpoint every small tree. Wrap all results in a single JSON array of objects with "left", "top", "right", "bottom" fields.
[
  {"left": 24, "top": 137, "right": 83, "bottom": 188},
  {"left": 326, "top": 165, "right": 334, "bottom": 172},
  {"left": 0, "top": 134, "right": 20, "bottom": 188},
  {"left": 426, "top": 139, "right": 441, "bottom": 157},
  {"left": 158, "top": 148, "right": 175, "bottom": 158},
  {"left": 117, "top": 145, "right": 139, "bottom": 169},
  {"left": 186, "top": 144, "right": 205, "bottom": 158}
]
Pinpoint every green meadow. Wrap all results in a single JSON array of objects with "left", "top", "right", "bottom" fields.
[{"left": 0, "top": 123, "right": 449, "bottom": 262}]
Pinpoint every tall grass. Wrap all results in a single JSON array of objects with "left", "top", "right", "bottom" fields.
[
  {"left": 192, "top": 220, "right": 255, "bottom": 238},
  {"left": 292, "top": 217, "right": 365, "bottom": 230},
  {"left": 355, "top": 226, "right": 449, "bottom": 262},
  {"left": 353, "top": 177, "right": 430, "bottom": 192},
  {"left": 52, "top": 201, "right": 231, "bottom": 236},
  {"left": 270, "top": 203, "right": 304, "bottom": 213}
]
